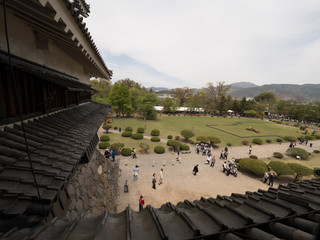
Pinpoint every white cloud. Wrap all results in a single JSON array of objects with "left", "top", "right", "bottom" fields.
[{"left": 86, "top": 0, "right": 320, "bottom": 88}]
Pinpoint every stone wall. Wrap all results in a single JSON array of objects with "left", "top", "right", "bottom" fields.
[{"left": 65, "top": 149, "right": 119, "bottom": 220}]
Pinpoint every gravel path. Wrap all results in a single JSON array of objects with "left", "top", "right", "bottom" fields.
[{"left": 100, "top": 129, "right": 319, "bottom": 213}]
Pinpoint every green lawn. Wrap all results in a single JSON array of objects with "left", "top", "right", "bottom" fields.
[{"left": 110, "top": 116, "right": 305, "bottom": 147}]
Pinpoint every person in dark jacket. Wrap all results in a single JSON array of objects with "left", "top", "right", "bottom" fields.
[{"left": 193, "top": 165, "right": 199, "bottom": 176}]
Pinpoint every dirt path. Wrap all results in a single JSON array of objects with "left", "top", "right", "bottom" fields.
[{"left": 114, "top": 139, "right": 319, "bottom": 213}]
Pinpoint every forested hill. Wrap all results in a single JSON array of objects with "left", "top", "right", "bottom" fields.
[{"left": 229, "top": 84, "right": 320, "bottom": 101}]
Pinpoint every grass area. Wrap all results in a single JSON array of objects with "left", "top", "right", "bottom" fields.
[
  {"left": 104, "top": 132, "right": 170, "bottom": 154},
  {"left": 110, "top": 116, "right": 306, "bottom": 147}
]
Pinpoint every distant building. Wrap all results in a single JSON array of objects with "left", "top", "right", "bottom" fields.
[{"left": 155, "top": 90, "right": 174, "bottom": 100}]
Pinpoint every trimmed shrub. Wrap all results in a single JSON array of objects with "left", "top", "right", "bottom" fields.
[
  {"left": 98, "top": 142, "right": 110, "bottom": 149},
  {"left": 249, "top": 155, "right": 258, "bottom": 159},
  {"left": 180, "top": 144, "right": 190, "bottom": 151},
  {"left": 227, "top": 142, "right": 232, "bottom": 147},
  {"left": 106, "top": 118, "right": 112, "bottom": 123},
  {"left": 100, "top": 135, "right": 110, "bottom": 142},
  {"left": 288, "top": 163, "right": 314, "bottom": 178},
  {"left": 266, "top": 139, "right": 272, "bottom": 143},
  {"left": 151, "top": 136, "right": 160, "bottom": 142},
  {"left": 313, "top": 150, "right": 320, "bottom": 153},
  {"left": 137, "top": 127, "right": 145, "bottom": 133},
  {"left": 293, "top": 123, "right": 300, "bottom": 127},
  {"left": 300, "top": 126, "right": 307, "bottom": 131},
  {"left": 304, "top": 135, "right": 315, "bottom": 140},
  {"left": 121, "top": 148, "right": 132, "bottom": 156},
  {"left": 110, "top": 143, "right": 124, "bottom": 153},
  {"left": 273, "top": 152, "right": 284, "bottom": 159},
  {"left": 151, "top": 129, "right": 160, "bottom": 136},
  {"left": 190, "top": 140, "right": 195, "bottom": 144},
  {"left": 196, "top": 136, "right": 208, "bottom": 143},
  {"left": 268, "top": 161, "right": 294, "bottom": 176},
  {"left": 181, "top": 129, "right": 195, "bottom": 141},
  {"left": 167, "top": 140, "right": 180, "bottom": 150},
  {"left": 167, "top": 135, "right": 173, "bottom": 139},
  {"left": 175, "top": 136, "right": 180, "bottom": 140},
  {"left": 239, "top": 158, "right": 268, "bottom": 176},
  {"left": 139, "top": 142, "right": 150, "bottom": 153},
  {"left": 131, "top": 133, "right": 143, "bottom": 140},
  {"left": 102, "top": 123, "right": 112, "bottom": 133},
  {"left": 242, "top": 140, "right": 249, "bottom": 145},
  {"left": 125, "top": 126, "right": 133, "bottom": 132},
  {"left": 286, "top": 148, "right": 309, "bottom": 160},
  {"left": 114, "top": 126, "right": 118, "bottom": 130},
  {"left": 121, "top": 131, "right": 132, "bottom": 137},
  {"left": 252, "top": 138, "right": 263, "bottom": 145},
  {"left": 154, "top": 146, "right": 165, "bottom": 154},
  {"left": 284, "top": 136, "right": 297, "bottom": 142},
  {"left": 207, "top": 136, "right": 221, "bottom": 145},
  {"left": 313, "top": 134, "right": 320, "bottom": 139},
  {"left": 276, "top": 138, "right": 283, "bottom": 143}
]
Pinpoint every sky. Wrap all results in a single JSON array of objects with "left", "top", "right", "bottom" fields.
[{"left": 85, "top": 0, "right": 320, "bottom": 89}]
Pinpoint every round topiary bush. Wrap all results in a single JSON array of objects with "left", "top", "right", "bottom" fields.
[
  {"left": 313, "top": 134, "right": 320, "bottom": 139},
  {"left": 151, "top": 136, "right": 160, "bottom": 142},
  {"left": 131, "top": 133, "right": 144, "bottom": 140},
  {"left": 196, "top": 136, "right": 208, "bottom": 143},
  {"left": 293, "top": 123, "right": 300, "bottom": 127},
  {"left": 154, "top": 146, "right": 165, "bottom": 154},
  {"left": 100, "top": 135, "right": 110, "bottom": 142},
  {"left": 137, "top": 127, "right": 145, "bottom": 133},
  {"left": 268, "top": 161, "right": 293, "bottom": 176},
  {"left": 125, "top": 126, "right": 133, "bottom": 132},
  {"left": 167, "top": 135, "right": 173, "bottom": 139},
  {"left": 151, "top": 129, "right": 160, "bottom": 136},
  {"left": 226, "top": 142, "right": 232, "bottom": 146},
  {"left": 114, "top": 126, "right": 118, "bottom": 130},
  {"left": 249, "top": 155, "right": 258, "bottom": 159},
  {"left": 304, "top": 135, "right": 315, "bottom": 140},
  {"left": 121, "top": 131, "right": 132, "bottom": 137},
  {"left": 175, "top": 136, "right": 180, "bottom": 140},
  {"left": 284, "top": 136, "right": 297, "bottom": 142},
  {"left": 242, "top": 140, "right": 249, "bottom": 145},
  {"left": 286, "top": 147, "right": 309, "bottom": 160},
  {"left": 313, "top": 150, "right": 320, "bottom": 154},
  {"left": 273, "top": 152, "right": 284, "bottom": 159},
  {"left": 189, "top": 140, "right": 195, "bottom": 144},
  {"left": 239, "top": 158, "right": 268, "bottom": 176},
  {"left": 252, "top": 138, "right": 263, "bottom": 145},
  {"left": 266, "top": 139, "right": 272, "bottom": 143},
  {"left": 121, "top": 148, "right": 132, "bottom": 156},
  {"left": 207, "top": 136, "right": 221, "bottom": 145},
  {"left": 288, "top": 163, "right": 314, "bottom": 178},
  {"left": 179, "top": 144, "right": 190, "bottom": 151},
  {"left": 110, "top": 143, "right": 124, "bottom": 153},
  {"left": 98, "top": 142, "right": 110, "bottom": 149},
  {"left": 276, "top": 138, "right": 283, "bottom": 143}
]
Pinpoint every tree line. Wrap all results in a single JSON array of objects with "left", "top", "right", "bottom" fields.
[{"left": 91, "top": 78, "right": 320, "bottom": 123}]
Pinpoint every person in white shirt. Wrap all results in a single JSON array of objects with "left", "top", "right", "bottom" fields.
[{"left": 159, "top": 168, "right": 164, "bottom": 185}]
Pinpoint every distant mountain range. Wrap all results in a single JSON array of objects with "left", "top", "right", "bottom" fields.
[{"left": 149, "top": 82, "right": 320, "bottom": 102}]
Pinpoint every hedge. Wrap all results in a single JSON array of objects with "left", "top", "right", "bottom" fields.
[
  {"left": 239, "top": 158, "right": 268, "bottom": 176},
  {"left": 287, "top": 163, "right": 314, "bottom": 177},
  {"left": 125, "top": 126, "right": 133, "bottom": 132},
  {"left": 154, "top": 146, "right": 165, "bottom": 154},
  {"left": 167, "top": 135, "right": 173, "bottom": 139},
  {"left": 151, "top": 136, "right": 160, "bottom": 142},
  {"left": 284, "top": 136, "right": 297, "bottom": 142},
  {"left": 304, "top": 135, "right": 315, "bottom": 140},
  {"left": 252, "top": 138, "right": 263, "bottom": 145},
  {"left": 98, "top": 142, "right": 110, "bottom": 149},
  {"left": 151, "top": 129, "right": 160, "bottom": 136},
  {"left": 121, "top": 131, "right": 132, "bottom": 137},
  {"left": 180, "top": 144, "right": 190, "bottom": 151},
  {"left": 131, "top": 133, "right": 144, "bottom": 140},
  {"left": 286, "top": 148, "right": 309, "bottom": 160},
  {"left": 313, "top": 134, "right": 320, "bottom": 139},
  {"left": 273, "top": 152, "right": 284, "bottom": 159},
  {"left": 268, "top": 161, "right": 293, "bottom": 176},
  {"left": 121, "top": 148, "right": 132, "bottom": 156},
  {"left": 100, "top": 135, "right": 110, "bottom": 142},
  {"left": 137, "top": 127, "right": 145, "bottom": 133}
]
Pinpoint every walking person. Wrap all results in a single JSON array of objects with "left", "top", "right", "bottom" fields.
[
  {"left": 249, "top": 145, "right": 252, "bottom": 155},
  {"left": 159, "top": 169, "right": 164, "bottom": 185},
  {"left": 193, "top": 165, "right": 199, "bottom": 176},
  {"left": 269, "top": 173, "right": 275, "bottom": 187},
  {"left": 263, "top": 171, "right": 269, "bottom": 184},
  {"left": 139, "top": 196, "right": 145, "bottom": 212},
  {"left": 210, "top": 156, "right": 216, "bottom": 167},
  {"left": 220, "top": 150, "right": 224, "bottom": 160},
  {"left": 133, "top": 165, "right": 139, "bottom": 181},
  {"left": 111, "top": 150, "right": 116, "bottom": 162},
  {"left": 132, "top": 148, "right": 137, "bottom": 159},
  {"left": 152, "top": 173, "right": 156, "bottom": 189}
]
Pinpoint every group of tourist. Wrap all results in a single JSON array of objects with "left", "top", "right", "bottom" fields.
[
  {"left": 104, "top": 148, "right": 116, "bottom": 161},
  {"left": 222, "top": 158, "right": 238, "bottom": 177},
  {"left": 263, "top": 171, "right": 275, "bottom": 186}
]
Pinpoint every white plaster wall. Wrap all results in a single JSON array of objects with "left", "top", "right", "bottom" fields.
[{"left": 0, "top": 10, "right": 93, "bottom": 84}]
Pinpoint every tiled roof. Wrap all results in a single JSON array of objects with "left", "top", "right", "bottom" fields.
[
  {"left": 3, "top": 179, "right": 320, "bottom": 239},
  {"left": 0, "top": 102, "right": 110, "bottom": 233}
]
